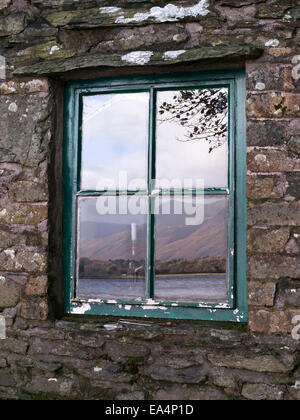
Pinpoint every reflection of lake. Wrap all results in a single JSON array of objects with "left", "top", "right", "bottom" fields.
[{"left": 77, "top": 274, "right": 228, "bottom": 301}]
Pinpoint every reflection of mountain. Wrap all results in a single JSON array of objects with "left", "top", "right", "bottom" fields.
[
  {"left": 79, "top": 199, "right": 228, "bottom": 261},
  {"left": 156, "top": 199, "right": 228, "bottom": 261},
  {"left": 80, "top": 222, "right": 147, "bottom": 260}
]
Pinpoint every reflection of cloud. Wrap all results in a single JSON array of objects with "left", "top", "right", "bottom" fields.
[
  {"left": 82, "top": 93, "right": 149, "bottom": 190},
  {"left": 157, "top": 90, "right": 228, "bottom": 189},
  {"left": 83, "top": 93, "right": 148, "bottom": 124},
  {"left": 81, "top": 90, "right": 229, "bottom": 191}
]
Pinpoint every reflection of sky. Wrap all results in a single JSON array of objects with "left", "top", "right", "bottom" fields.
[
  {"left": 156, "top": 89, "right": 228, "bottom": 189},
  {"left": 81, "top": 93, "right": 149, "bottom": 190},
  {"left": 81, "top": 89, "right": 229, "bottom": 191},
  {"left": 79, "top": 196, "right": 147, "bottom": 225}
]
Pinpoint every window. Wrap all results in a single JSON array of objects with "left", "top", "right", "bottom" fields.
[{"left": 63, "top": 70, "right": 247, "bottom": 322}]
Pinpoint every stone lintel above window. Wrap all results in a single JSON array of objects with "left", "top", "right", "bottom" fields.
[{"left": 13, "top": 45, "right": 263, "bottom": 77}]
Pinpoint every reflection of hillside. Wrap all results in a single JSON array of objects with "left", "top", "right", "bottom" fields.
[
  {"left": 79, "top": 198, "right": 228, "bottom": 262},
  {"left": 156, "top": 257, "right": 226, "bottom": 275},
  {"left": 79, "top": 258, "right": 145, "bottom": 279},
  {"left": 80, "top": 223, "right": 147, "bottom": 260},
  {"left": 79, "top": 257, "right": 226, "bottom": 279}
]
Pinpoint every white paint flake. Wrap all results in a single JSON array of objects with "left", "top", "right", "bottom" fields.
[
  {"left": 215, "top": 303, "right": 230, "bottom": 309},
  {"left": 163, "top": 50, "right": 186, "bottom": 60},
  {"left": 292, "top": 55, "right": 300, "bottom": 82},
  {"left": 94, "top": 367, "right": 103, "bottom": 373},
  {"left": 124, "top": 305, "right": 132, "bottom": 311},
  {"left": 49, "top": 45, "right": 60, "bottom": 55},
  {"left": 121, "top": 51, "right": 153, "bottom": 65},
  {"left": 99, "top": 7, "right": 121, "bottom": 14},
  {"left": 116, "top": 0, "right": 210, "bottom": 24},
  {"left": 87, "top": 298, "right": 104, "bottom": 304},
  {"left": 71, "top": 303, "right": 91, "bottom": 315},
  {"left": 265, "top": 39, "right": 280, "bottom": 47},
  {"left": 48, "top": 378, "right": 58, "bottom": 382},
  {"left": 142, "top": 305, "right": 168, "bottom": 311},
  {"left": 0, "top": 276, "right": 5, "bottom": 285}
]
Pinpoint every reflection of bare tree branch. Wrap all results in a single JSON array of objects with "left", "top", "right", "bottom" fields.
[{"left": 159, "top": 89, "right": 228, "bottom": 153}]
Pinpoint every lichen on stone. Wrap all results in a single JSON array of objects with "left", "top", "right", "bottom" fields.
[
  {"left": 121, "top": 51, "right": 153, "bottom": 65},
  {"left": 115, "top": 0, "right": 210, "bottom": 24}
]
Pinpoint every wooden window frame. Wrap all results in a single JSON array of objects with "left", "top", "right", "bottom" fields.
[{"left": 63, "top": 69, "right": 247, "bottom": 322}]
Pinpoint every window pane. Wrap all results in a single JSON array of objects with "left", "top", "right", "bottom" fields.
[
  {"left": 154, "top": 196, "right": 229, "bottom": 302},
  {"left": 77, "top": 196, "right": 147, "bottom": 300},
  {"left": 81, "top": 92, "right": 149, "bottom": 191},
  {"left": 156, "top": 89, "right": 228, "bottom": 189}
]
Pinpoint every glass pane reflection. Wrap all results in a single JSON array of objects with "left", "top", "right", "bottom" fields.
[
  {"left": 155, "top": 196, "right": 229, "bottom": 302},
  {"left": 77, "top": 196, "right": 147, "bottom": 299},
  {"left": 156, "top": 89, "right": 229, "bottom": 189},
  {"left": 81, "top": 92, "right": 149, "bottom": 191}
]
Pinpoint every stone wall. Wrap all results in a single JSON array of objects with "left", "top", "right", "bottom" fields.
[{"left": 0, "top": 0, "right": 300, "bottom": 400}]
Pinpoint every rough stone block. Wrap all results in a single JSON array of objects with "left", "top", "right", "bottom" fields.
[
  {"left": 248, "top": 202, "right": 300, "bottom": 226},
  {"left": 247, "top": 227, "right": 290, "bottom": 254},
  {"left": 247, "top": 93, "right": 300, "bottom": 118},
  {"left": 104, "top": 340, "right": 149, "bottom": 362},
  {"left": 20, "top": 299, "right": 48, "bottom": 321},
  {"left": 0, "top": 369, "right": 15, "bottom": 387},
  {"left": 0, "top": 13, "right": 26, "bottom": 37},
  {"left": 248, "top": 282, "right": 277, "bottom": 307},
  {"left": 0, "top": 204, "right": 48, "bottom": 225},
  {"left": 208, "top": 353, "right": 290, "bottom": 373},
  {"left": 242, "top": 383, "right": 285, "bottom": 400},
  {"left": 286, "top": 173, "right": 300, "bottom": 200},
  {"left": 249, "top": 309, "right": 300, "bottom": 334},
  {"left": 0, "top": 80, "right": 49, "bottom": 95},
  {"left": 0, "top": 273, "right": 26, "bottom": 308},
  {"left": 0, "top": 337, "right": 28, "bottom": 354},
  {"left": 24, "top": 375, "right": 80, "bottom": 399},
  {"left": 0, "top": 0, "right": 11, "bottom": 10},
  {"left": 247, "top": 63, "right": 294, "bottom": 91},
  {"left": 8, "top": 181, "right": 48, "bottom": 203},
  {"left": 0, "top": 94, "right": 52, "bottom": 167},
  {"left": 0, "top": 248, "right": 47, "bottom": 273},
  {"left": 248, "top": 255, "right": 300, "bottom": 280},
  {"left": 25, "top": 276, "right": 48, "bottom": 297},
  {"left": 276, "top": 283, "right": 300, "bottom": 309},
  {"left": 154, "top": 384, "right": 228, "bottom": 400},
  {"left": 247, "top": 149, "right": 300, "bottom": 173},
  {"left": 247, "top": 120, "right": 285, "bottom": 147},
  {"left": 146, "top": 364, "right": 206, "bottom": 384},
  {"left": 247, "top": 175, "right": 284, "bottom": 199}
]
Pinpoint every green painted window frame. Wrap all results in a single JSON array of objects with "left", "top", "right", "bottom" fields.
[{"left": 63, "top": 69, "right": 247, "bottom": 322}]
